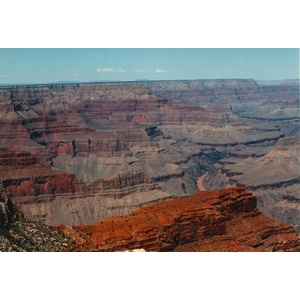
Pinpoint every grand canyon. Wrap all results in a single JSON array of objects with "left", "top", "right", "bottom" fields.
[{"left": 0, "top": 79, "right": 299, "bottom": 251}]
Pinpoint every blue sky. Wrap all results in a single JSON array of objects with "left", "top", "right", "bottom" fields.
[{"left": 0, "top": 48, "right": 298, "bottom": 84}]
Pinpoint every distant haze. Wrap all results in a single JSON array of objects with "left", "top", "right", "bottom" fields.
[{"left": 0, "top": 48, "right": 298, "bottom": 85}]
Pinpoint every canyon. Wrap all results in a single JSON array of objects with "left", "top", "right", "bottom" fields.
[
  {"left": 1, "top": 180, "right": 299, "bottom": 251},
  {"left": 58, "top": 188, "right": 299, "bottom": 252},
  {"left": 0, "top": 79, "right": 299, "bottom": 240}
]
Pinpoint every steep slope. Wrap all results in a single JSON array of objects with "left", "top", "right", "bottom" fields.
[
  {"left": 57, "top": 188, "right": 299, "bottom": 252},
  {"left": 239, "top": 99, "right": 299, "bottom": 120},
  {"left": 217, "top": 138, "right": 300, "bottom": 231},
  {"left": 0, "top": 180, "right": 17, "bottom": 226},
  {"left": 0, "top": 181, "right": 73, "bottom": 251}
]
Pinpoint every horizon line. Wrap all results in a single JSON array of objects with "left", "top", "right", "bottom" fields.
[{"left": 0, "top": 78, "right": 299, "bottom": 88}]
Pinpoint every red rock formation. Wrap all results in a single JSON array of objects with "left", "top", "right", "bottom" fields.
[{"left": 56, "top": 188, "right": 299, "bottom": 252}]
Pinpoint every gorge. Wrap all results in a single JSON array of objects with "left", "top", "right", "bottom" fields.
[{"left": 0, "top": 79, "right": 299, "bottom": 251}]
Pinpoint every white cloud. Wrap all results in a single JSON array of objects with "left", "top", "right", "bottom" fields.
[
  {"left": 97, "top": 68, "right": 125, "bottom": 73},
  {"left": 1, "top": 74, "right": 7, "bottom": 78},
  {"left": 155, "top": 69, "right": 169, "bottom": 73},
  {"left": 75, "top": 73, "right": 80, "bottom": 77},
  {"left": 134, "top": 69, "right": 144, "bottom": 73}
]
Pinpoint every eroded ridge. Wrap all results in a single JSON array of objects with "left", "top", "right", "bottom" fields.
[{"left": 57, "top": 188, "right": 300, "bottom": 252}]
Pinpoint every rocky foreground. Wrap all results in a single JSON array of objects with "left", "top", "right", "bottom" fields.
[
  {"left": 1, "top": 180, "right": 299, "bottom": 251},
  {"left": 56, "top": 188, "right": 299, "bottom": 252},
  {"left": 0, "top": 181, "right": 73, "bottom": 251}
]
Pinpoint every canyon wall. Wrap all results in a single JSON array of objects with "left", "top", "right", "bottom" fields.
[
  {"left": 57, "top": 188, "right": 300, "bottom": 252},
  {"left": 214, "top": 137, "right": 300, "bottom": 232},
  {"left": 2, "top": 182, "right": 299, "bottom": 252},
  {"left": 0, "top": 79, "right": 298, "bottom": 227}
]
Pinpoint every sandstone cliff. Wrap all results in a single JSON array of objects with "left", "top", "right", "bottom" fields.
[
  {"left": 57, "top": 188, "right": 299, "bottom": 252},
  {"left": 1, "top": 183, "right": 299, "bottom": 252}
]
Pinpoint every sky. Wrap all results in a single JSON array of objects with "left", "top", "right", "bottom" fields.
[{"left": 0, "top": 48, "right": 298, "bottom": 85}]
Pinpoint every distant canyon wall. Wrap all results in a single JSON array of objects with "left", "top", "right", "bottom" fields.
[{"left": 0, "top": 79, "right": 298, "bottom": 226}]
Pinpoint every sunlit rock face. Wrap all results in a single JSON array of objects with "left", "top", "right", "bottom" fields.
[
  {"left": 2, "top": 185, "right": 299, "bottom": 252},
  {"left": 56, "top": 188, "right": 300, "bottom": 252}
]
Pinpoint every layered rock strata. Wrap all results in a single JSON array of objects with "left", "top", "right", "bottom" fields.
[
  {"left": 0, "top": 80, "right": 298, "bottom": 226},
  {"left": 57, "top": 188, "right": 299, "bottom": 252},
  {"left": 212, "top": 138, "right": 300, "bottom": 232}
]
